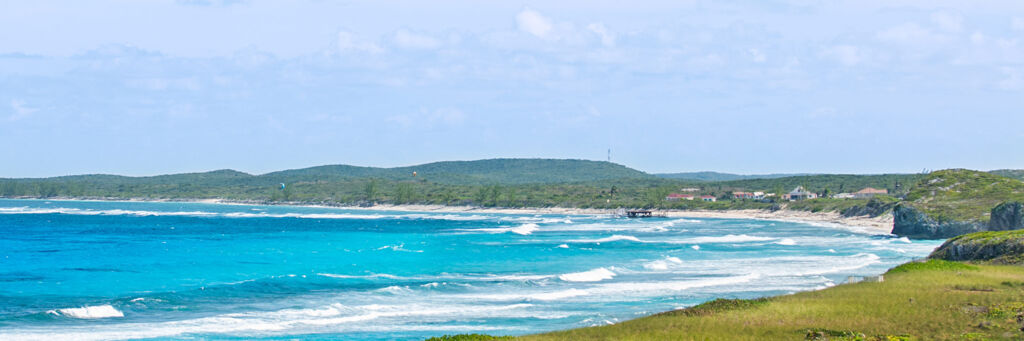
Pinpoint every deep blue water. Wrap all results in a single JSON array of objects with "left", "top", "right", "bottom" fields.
[{"left": 0, "top": 199, "right": 943, "bottom": 340}]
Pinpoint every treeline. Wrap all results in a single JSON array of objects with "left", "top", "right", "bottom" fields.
[{"left": 0, "top": 173, "right": 918, "bottom": 211}]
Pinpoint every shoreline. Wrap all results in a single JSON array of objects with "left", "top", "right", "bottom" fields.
[{"left": 2, "top": 196, "right": 895, "bottom": 234}]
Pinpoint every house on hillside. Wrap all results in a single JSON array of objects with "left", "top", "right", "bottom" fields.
[
  {"left": 853, "top": 187, "right": 888, "bottom": 198},
  {"left": 680, "top": 187, "right": 701, "bottom": 192},
  {"left": 665, "top": 193, "right": 695, "bottom": 201},
  {"left": 832, "top": 193, "right": 856, "bottom": 199},
  {"left": 785, "top": 186, "right": 817, "bottom": 201},
  {"left": 732, "top": 191, "right": 755, "bottom": 199},
  {"left": 701, "top": 195, "right": 717, "bottom": 202}
]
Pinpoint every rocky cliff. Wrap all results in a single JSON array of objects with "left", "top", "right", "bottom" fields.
[
  {"left": 892, "top": 201, "right": 1024, "bottom": 239},
  {"left": 988, "top": 201, "right": 1024, "bottom": 231},
  {"left": 891, "top": 204, "right": 986, "bottom": 239},
  {"left": 928, "top": 229, "right": 1024, "bottom": 264}
]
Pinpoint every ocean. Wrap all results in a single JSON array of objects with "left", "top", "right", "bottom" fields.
[{"left": 0, "top": 199, "right": 944, "bottom": 340}]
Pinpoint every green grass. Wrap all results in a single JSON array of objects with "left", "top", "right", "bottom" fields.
[
  {"left": 885, "top": 259, "right": 978, "bottom": 274},
  {"left": 439, "top": 262, "right": 1024, "bottom": 340},
  {"left": 949, "top": 230, "right": 1024, "bottom": 245}
]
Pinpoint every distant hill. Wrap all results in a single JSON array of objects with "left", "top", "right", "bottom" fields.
[
  {"left": 715, "top": 173, "right": 921, "bottom": 194},
  {"left": 3, "top": 159, "right": 653, "bottom": 186},
  {"left": 654, "top": 171, "right": 812, "bottom": 182},
  {"left": 991, "top": 169, "right": 1024, "bottom": 181},
  {"left": 261, "top": 158, "right": 654, "bottom": 185}
]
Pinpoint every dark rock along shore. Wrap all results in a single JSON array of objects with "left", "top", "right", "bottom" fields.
[{"left": 892, "top": 201, "right": 1024, "bottom": 239}]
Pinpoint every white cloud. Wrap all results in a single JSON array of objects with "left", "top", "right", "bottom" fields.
[
  {"left": 749, "top": 48, "right": 766, "bottom": 63},
  {"left": 336, "top": 31, "right": 383, "bottom": 54},
  {"left": 930, "top": 12, "right": 962, "bottom": 32},
  {"left": 389, "top": 107, "right": 466, "bottom": 128},
  {"left": 393, "top": 29, "right": 441, "bottom": 49},
  {"left": 876, "top": 23, "right": 948, "bottom": 45},
  {"left": 1013, "top": 17, "right": 1024, "bottom": 31},
  {"left": 586, "top": 23, "right": 615, "bottom": 47},
  {"left": 8, "top": 99, "right": 38, "bottom": 121},
  {"left": 822, "top": 45, "right": 863, "bottom": 66},
  {"left": 998, "top": 67, "right": 1023, "bottom": 90},
  {"left": 516, "top": 8, "right": 554, "bottom": 39}
]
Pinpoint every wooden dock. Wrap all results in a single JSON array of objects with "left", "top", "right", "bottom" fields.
[{"left": 626, "top": 210, "right": 653, "bottom": 218}]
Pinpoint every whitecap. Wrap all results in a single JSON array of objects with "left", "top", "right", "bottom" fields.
[
  {"left": 49, "top": 305, "right": 124, "bottom": 319},
  {"left": 643, "top": 256, "right": 684, "bottom": 271},
  {"left": 775, "top": 238, "right": 797, "bottom": 246},
  {"left": 374, "top": 243, "right": 423, "bottom": 253},
  {"left": 673, "top": 234, "right": 776, "bottom": 244},
  {"left": 558, "top": 268, "right": 616, "bottom": 282},
  {"left": 568, "top": 235, "right": 641, "bottom": 243}
]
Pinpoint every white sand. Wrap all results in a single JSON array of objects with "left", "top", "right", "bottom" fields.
[{"left": 36, "top": 197, "right": 895, "bottom": 234}]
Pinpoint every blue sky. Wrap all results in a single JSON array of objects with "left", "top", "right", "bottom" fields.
[{"left": 2, "top": 0, "right": 1023, "bottom": 177}]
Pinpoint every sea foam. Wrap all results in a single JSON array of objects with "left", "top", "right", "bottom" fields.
[
  {"left": 558, "top": 268, "right": 616, "bottom": 282},
  {"left": 49, "top": 305, "right": 124, "bottom": 319},
  {"left": 569, "top": 235, "right": 642, "bottom": 243}
]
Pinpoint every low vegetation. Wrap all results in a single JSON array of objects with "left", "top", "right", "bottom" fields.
[
  {"left": 930, "top": 230, "right": 1024, "bottom": 265},
  {"left": 903, "top": 169, "right": 1024, "bottom": 223},
  {"left": 0, "top": 159, "right": 924, "bottom": 214},
  {"left": 435, "top": 261, "right": 1024, "bottom": 340}
]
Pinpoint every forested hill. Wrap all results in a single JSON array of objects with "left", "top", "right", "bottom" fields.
[
  {"left": 260, "top": 159, "right": 655, "bottom": 185},
  {"left": 991, "top": 169, "right": 1024, "bottom": 181},
  {"left": 3, "top": 159, "right": 654, "bottom": 187},
  {"left": 654, "top": 171, "right": 813, "bottom": 182}
]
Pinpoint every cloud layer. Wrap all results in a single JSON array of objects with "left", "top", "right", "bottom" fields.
[{"left": 1, "top": 1, "right": 1022, "bottom": 176}]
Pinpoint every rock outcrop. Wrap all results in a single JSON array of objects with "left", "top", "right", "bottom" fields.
[
  {"left": 891, "top": 204, "right": 987, "bottom": 239},
  {"left": 929, "top": 230, "right": 1024, "bottom": 264},
  {"left": 989, "top": 201, "right": 1024, "bottom": 231},
  {"left": 840, "top": 197, "right": 896, "bottom": 218}
]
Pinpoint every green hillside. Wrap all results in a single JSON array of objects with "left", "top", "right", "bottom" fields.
[
  {"left": 654, "top": 171, "right": 811, "bottom": 182},
  {"left": 0, "top": 160, "right": 945, "bottom": 212},
  {"left": 991, "top": 169, "right": 1024, "bottom": 181},
  {"left": 717, "top": 173, "right": 921, "bottom": 195},
  {"left": 904, "top": 169, "right": 1024, "bottom": 223}
]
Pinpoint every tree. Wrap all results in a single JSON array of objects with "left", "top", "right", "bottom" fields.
[
  {"left": 364, "top": 179, "right": 379, "bottom": 203},
  {"left": 394, "top": 182, "right": 415, "bottom": 204}
]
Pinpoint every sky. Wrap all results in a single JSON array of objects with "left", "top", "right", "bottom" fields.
[{"left": 2, "top": 0, "right": 1023, "bottom": 177}]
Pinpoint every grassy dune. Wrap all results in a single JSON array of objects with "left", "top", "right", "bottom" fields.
[{"left": 431, "top": 260, "right": 1024, "bottom": 340}]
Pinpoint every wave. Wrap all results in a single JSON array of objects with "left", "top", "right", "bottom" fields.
[
  {"left": 315, "top": 272, "right": 552, "bottom": 283},
  {"left": 6, "top": 303, "right": 531, "bottom": 341},
  {"left": 775, "top": 238, "right": 797, "bottom": 246},
  {"left": 568, "top": 235, "right": 642, "bottom": 243},
  {"left": 673, "top": 234, "right": 776, "bottom": 244},
  {"left": 454, "top": 223, "right": 539, "bottom": 235},
  {"left": 47, "top": 305, "right": 124, "bottom": 319},
  {"left": 787, "top": 253, "right": 881, "bottom": 276},
  {"left": 0, "top": 206, "right": 515, "bottom": 223},
  {"left": 558, "top": 268, "right": 616, "bottom": 282},
  {"left": 643, "top": 256, "right": 683, "bottom": 271},
  {"left": 374, "top": 243, "right": 424, "bottom": 253},
  {"left": 467, "top": 289, "right": 590, "bottom": 302}
]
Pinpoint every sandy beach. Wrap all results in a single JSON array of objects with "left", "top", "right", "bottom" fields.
[
  {"left": 255, "top": 202, "right": 896, "bottom": 234},
  {"left": 16, "top": 197, "right": 896, "bottom": 234}
]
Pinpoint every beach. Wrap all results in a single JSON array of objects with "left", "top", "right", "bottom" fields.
[
  {"left": 266, "top": 203, "right": 896, "bottom": 234},
  {"left": 16, "top": 196, "right": 897, "bottom": 234}
]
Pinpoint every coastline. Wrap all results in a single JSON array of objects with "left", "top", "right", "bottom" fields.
[{"left": 3, "top": 196, "right": 895, "bottom": 234}]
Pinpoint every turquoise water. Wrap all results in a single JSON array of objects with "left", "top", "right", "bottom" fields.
[{"left": 0, "top": 199, "right": 943, "bottom": 340}]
